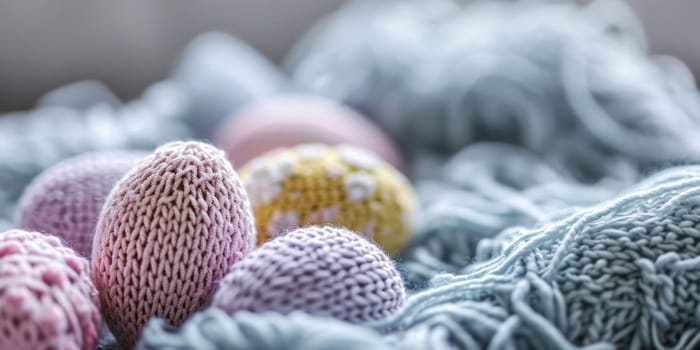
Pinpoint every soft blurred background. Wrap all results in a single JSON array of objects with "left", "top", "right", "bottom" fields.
[
  {"left": 0, "top": 0, "right": 697, "bottom": 112},
  {"left": 5, "top": 2, "right": 700, "bottom": 348}
]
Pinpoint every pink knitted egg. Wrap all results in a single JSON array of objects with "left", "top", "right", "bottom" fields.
[
  {"left": 92, "top": 141, "right": 255, "bottom": 348},
  {"left": 212, "top": 225, "right": 406, "bottom": 323},
  {"left": 214, "top": 94, "right": 404, "bottom": 169},
  {"left": 0, "top": 229, "right": 100, "bottom": 350},
  {"left": 18, "top": 151, "right": 145, "bottom": 258}
]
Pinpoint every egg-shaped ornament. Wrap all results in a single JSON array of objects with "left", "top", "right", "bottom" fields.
[
  {"left": 212, "top": 225, "right": 406, "bottom": 323},
  {"left": 91, "top": 141, "right": 256, "bottom": 349},
  {"left": 239, "top": 143, "right": 416, "bottom": 255},
  {"left": 214, "top": 94, "right": 403, "bottom": 169},
  {"left": 0, "top": 229, "right": 100, "bottom": 350}
]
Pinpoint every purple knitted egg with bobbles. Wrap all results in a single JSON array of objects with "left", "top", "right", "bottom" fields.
[
  {"left": 92, "top": 141, "right": 255, "bottom": 349},
  {"left": 0, "top": 229, "right": 100, "bottom": 350},
  {"left": 18, "top": 151, "right": 145, "bottom": 258},
  {"left": 212, "top": 225, "right": 406, "bottom": 323}
]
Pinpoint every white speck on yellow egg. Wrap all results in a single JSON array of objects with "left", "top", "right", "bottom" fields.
[
  {"left": 275, "top": 155, "right": 295, "bottom": 179},
  {"left": 295, "top": 144, "right": 326, "bottom": 159},
  {"left": 337, "top": 144, "right": 379, "bottom": 170},
  {"left": 244, "top": 160, "right": 282, "bottom": 206},
  {"left": 245, "top": 156, "right": 296, "bottom": 206},
  {"left": 326, "top": 163, "right": 344, "bottom": 179},
  {"left": 344, "top": 172, "right": 376, "bottom": 202}
]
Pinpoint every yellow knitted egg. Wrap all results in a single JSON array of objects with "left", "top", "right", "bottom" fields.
[{"left": 239, "top": 144, "right": 416, "bottom": 254}]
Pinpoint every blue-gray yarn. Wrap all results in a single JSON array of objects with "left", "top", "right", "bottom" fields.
[
  {"left": 136, "top": 309, "right": 392, "bottom": 350},
  {"left": 137, "top": 165, "right": 700, "bottom": 349},
  {"left": 375, "top": 165, "right": 700, "bottom": 349},
  {"left": 36, "top": 80, "right": 121, "bottom": 110},
  {"left": 97, "top": 323, "right": 121, "bottom": 350},
  {"left": 0, "top": 81, "right": 190, "bottom": 224},
  {"left": 172, "top": 32, "right": 285, "bottom": 139},
  {"left": 288, "top": 0, "right": 700, "bottom": 182},
  {"left": 401, "top": 143, "right": 627, "bottom": 285}
]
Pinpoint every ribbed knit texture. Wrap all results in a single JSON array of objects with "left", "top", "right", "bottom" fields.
[
  {"left": 240, "top": 144, "right": 416, "bottom": 255},
  {"left": 369, "top": 165, "right": 700, "bottom": 349},
  {"left": 212, "top": 225, "right": 405, "bottom": 323},
  {"left": 91, "top": 141, "right": 255, "bottom": 349},
  {"left": 18, "top": 151, "right": 145, "bottom": 258},
  {"left": 0, "top": 229, "right": 100, "bottom": 350},
  {"left": 136, "top": 309, "right": 391, "bottom": 350}
]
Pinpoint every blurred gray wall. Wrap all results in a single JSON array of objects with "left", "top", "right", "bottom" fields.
[
  {"left": 0, "top": 0, "right": 347, "bottom": 111},
  {"left": 0, "top": 0, "right": 697, "bottom": 112}
]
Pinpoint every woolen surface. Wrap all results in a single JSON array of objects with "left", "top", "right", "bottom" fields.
[
  {"left": 18, "top": 151, "right": 145, "bottom": 258},
  {"left": 0, "top": 230, "right": 100, "bottom": 350},
  {"left": 91, "top": 141, "right": 255, "bottom": 349},
  {"left": 212, "top": 226, "right": 405, "bottom": 323},
  {"left": 239, "top": 144, "right": 416, "bottom": 254}
]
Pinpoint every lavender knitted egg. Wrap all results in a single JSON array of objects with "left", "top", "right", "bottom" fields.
[
  {"left": 0, "top": 229, "right": 100, "bottom": 350},
  {"left": 18, "top": 151, "right": 145, "bottom": 258},
  {"left": 92, "top": 141, "right": 255, "bottom": 348},
  {"left": 212, "top": 225, "right": 405, "bottom": 323}
]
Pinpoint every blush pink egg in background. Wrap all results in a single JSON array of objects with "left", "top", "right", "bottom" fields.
[{"left": 213, "top": 94, "right": 404, "bottom": 170}]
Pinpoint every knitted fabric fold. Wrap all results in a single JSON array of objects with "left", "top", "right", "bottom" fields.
[{"left": 373, "top": 166, "right": 700, "bottom": 349}]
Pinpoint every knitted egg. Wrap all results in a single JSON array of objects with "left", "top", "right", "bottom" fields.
[
  {"left": 0, "top": 229, "right": 100, "bottom": 350},
  {"left": 92, "top": 141, "right": 255, "bottom": 349},
  {"left": 239, "top": 143, "right": 416, "bottom": 254},
  {"left": 214, "top": 95, "right": 403, "bottom": 169},
  {"left": 212, "top": 225, "right": 405, "bottom": 323},
  {"left": 18, "top": 151, "right": 145, "bottom": 258}
]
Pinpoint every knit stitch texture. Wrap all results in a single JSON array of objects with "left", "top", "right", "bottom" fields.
[
  {"left": 136, "top": 309, "right": 391, "bottom": 350},
  {"left": 0, "top": 229, "right": 100, "bottom": 350},
  {"left": 212, "top": 225, "right": 406, "bottom": 323},
  {"left": 18, "top": 151, "right": 145, "bottom": 258},
  {"left": 137, "top": 166, "right": 700, "bottom": 349},
  {"left": 372, "top": 165, "right": 700, "bottom": 349},
  {"left": 91, "top": 141, "right": 255, "bottom": 349},
  {"left": 401, "top": 143, "right": 622, "bottom": 285},
  {"left": 240, "top": 144, "right": 416, "bottom": 254}
]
